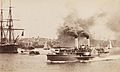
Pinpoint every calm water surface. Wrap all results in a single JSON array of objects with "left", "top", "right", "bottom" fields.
[{"left": 0, "top": 53, "right": 120, "bottom": 72}]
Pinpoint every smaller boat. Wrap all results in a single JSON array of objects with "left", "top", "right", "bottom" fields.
[
  {"left": 18, "top": 48, "right": 40, "bottom": 55},
  {"left": 29, "top": 51, "right": 40, "bottom": 55},
  {"left": 18, "top": 48, "right": 30, "bottom": 55},
  {"left": 29, "top": 48, "right": 40, "bottom": 55},
  {"left": 18, "top": 46, "right": 34, "bottom": 53},
  {"left": 18, "top": 46, "right": 40, "bottom": 55}
]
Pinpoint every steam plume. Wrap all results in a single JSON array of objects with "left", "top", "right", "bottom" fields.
[
  {"left": 57, "top": 13, "right": 94, "bottom": 46},
  {"left": 107, "top": 15, "right": 120, "bottom": 40}
]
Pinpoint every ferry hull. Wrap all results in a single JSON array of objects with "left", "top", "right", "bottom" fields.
[
  {"left": 76, "top": 56, "right": 94, "bottom": 60},
  {"left": 47, "top": 54, "right": 95, "bottom": 62},
  {"left": 47, "top": 54, "right": 78, "bottom": 61},
  {"left": 0, "top": 44, "right": 18, "bottom": 53}
]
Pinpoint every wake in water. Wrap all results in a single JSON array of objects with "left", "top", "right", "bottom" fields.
[
  {"left": 47, "top": 55, "right": 120, "bottom": 64},
  {"left": 47, "top": 60, "right": 79, "bottom": 64},
  {"left": 89, "top": 55, "right": 120, "bottom": 62},
  {"left": 89, "top": 48, "right": 120, "bottom": 62}
]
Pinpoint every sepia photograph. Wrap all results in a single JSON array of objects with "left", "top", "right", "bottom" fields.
[{"left": 0, "top": 0, "right": 120, "bottom": 72}]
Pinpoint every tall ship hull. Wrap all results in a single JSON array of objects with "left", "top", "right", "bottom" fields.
[{"left": 0, "top": 44, "right": 18, "bottom": 53}]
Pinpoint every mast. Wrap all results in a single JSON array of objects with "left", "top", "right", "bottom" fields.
[
  {"left": 0, "top": 0, "right": 3, "bottom": 43},
  {"left": 8, "top": 0, "right": 13, "bottom": 43},
  {"left": 6, "top": 0, "right": 24, "bottom": 44}
]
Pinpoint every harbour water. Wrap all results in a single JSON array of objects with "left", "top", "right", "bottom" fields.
[{"left": 0, "top": 51, "right": 120, "bottom": 72}]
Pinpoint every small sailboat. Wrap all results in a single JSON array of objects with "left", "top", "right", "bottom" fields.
[{"left": 43, "top": 41, "right": 51, "bottom": 50}]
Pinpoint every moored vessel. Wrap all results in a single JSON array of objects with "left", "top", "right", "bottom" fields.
[{"left": 0, "top": 0, "right": 24, "bottom": 53}]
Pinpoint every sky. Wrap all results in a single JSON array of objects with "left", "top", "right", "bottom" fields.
[{"left": 1, "top": 0, "right": 120, "bottom": 40}]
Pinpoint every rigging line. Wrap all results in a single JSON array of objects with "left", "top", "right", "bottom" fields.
[
  {"left": 12, "top": 30, "right": 14, "bottom": 40},
  {"left": 8, "top": 0, "right": 12, "bottom": 43},
  {"left": 3, "top": 30, "right": 6, "bottom": 38},
  {"left": 0, "top": 0, "right": 2, "bottom": 9},
  {"left": 0, "top": 0, "right": 3, "bottom": 43},
  {"left": 12, "top": 20, "right": 14, "bottom": 40},
  {"left": 6, "top": 29, "right": 8, "bottom": 37},
  {"left": 9, "top": 0, "right": 11, "bottom": 7}
]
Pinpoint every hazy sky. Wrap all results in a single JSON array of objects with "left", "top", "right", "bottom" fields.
[{"left": 1, "top": 0, "right": 120, "bottom": 39}]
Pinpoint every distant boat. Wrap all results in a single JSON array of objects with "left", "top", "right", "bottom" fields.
[
  {"left": 43, "top": 41, "right": 51, "bottom": 50},
  {"left": 29, "top": 50, "right": 40, "bottom": 55},
  {"left": 0, "top": 0, "right": 24, "bottom": 53}
]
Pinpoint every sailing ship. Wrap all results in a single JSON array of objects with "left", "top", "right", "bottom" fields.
[{"left": 0, "top": 0, "right": 24, "bottom": 53}]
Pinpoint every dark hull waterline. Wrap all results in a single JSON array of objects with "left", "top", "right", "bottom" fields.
[
  {"left": 47, "top": 54, "right": 78, "bottom": 61},
  {"left": 0, "top": 44, "right": 18, "bottom": 53},
  {"left": 47, "top": 54, "right": 95, "bottom": 62}
]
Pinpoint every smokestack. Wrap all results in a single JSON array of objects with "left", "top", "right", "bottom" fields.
[
  {"left": 75, "top": 37, "right": 79, "bottom": 48},
  {"left": 87, "top": 38, "right": 90, "bottom": 47}
]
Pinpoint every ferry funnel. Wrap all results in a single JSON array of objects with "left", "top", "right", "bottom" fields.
[
  {"left": 87, "top": 39, "right": 90, "bottom": 47},
  {"left": 75, "top": 38, "right": 79, "bottom": 48}
]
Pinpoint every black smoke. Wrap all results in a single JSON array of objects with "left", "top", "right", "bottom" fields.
[
  {"left": 56, "top": 13, "right": 94, "bottom": 46},
  {"left": 80, "top": 31, "right": 89, "bottom": 39},
  {"left": 59, "top": 25, "right": 89, "bottom": 39}
]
